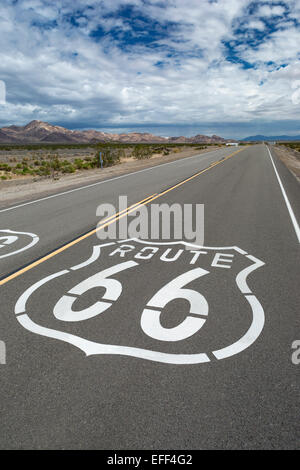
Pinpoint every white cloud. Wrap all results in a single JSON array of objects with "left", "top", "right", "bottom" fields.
[
  {"left": 241, "top": 26, "right": 300, "bottom": 64},
  {"left": 0, "top": 0, "right": 299, "bottom": 135},
  {"left": 247, "top": 20, "right": 266, "bottom": 31},
  {"left": 256, "top": 4, "right": 286, "bottom": 17}
]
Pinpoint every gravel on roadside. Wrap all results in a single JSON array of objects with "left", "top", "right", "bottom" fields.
[{"left": 272, "top": 145, "right": 300, "bottom": 182}]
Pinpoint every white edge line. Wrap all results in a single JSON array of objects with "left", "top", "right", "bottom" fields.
[
  {"left": 267, "top": 146, "right": 300, "bottom": 243},
  {"left": 0, "top": 148, "right": 230, "bottom": 214}
]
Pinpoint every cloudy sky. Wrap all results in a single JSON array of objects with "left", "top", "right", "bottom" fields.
[{"left": 0, "top": 0, "right": 300, "bottom": 138}]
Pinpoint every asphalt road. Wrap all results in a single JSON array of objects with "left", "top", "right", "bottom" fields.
[{"left": 0, "top": 144, "right": 299, "bottom": 449}]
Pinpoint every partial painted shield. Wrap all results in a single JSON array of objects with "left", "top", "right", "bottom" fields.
[
  {"left": 15, "top": 239, "right": 265, "bottom": 364},
  {"left": 0, "top": 229, "right": 39, "bottom": 259}
]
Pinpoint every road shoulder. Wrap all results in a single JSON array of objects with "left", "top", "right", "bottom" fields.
[{"left": 272, "top": 145, "right": 300, "bottom": 183}]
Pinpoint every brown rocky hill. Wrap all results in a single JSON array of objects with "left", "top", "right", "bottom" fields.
[{"left": 0, "top": 120, "right": 228, "bottom": 144}]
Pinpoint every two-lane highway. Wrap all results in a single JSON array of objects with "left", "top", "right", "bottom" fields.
[
  {"left": 0, "top": 144, "right": 299, "bottom": 449},
  {"left": 0, "top": 146, "right": 239, "bottom": 279}
]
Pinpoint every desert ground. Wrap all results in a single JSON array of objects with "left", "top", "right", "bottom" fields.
[
  {"left": 0, "top": 144, "right": 219, "bottom": 207},
  {"left": 273, "top": 144, "right": 300, "bottom": 182}
]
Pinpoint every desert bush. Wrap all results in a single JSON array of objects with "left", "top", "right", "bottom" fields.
[
  {"left": 62, "top": 164, "right": 75, "bottom": 173},
  {"left": 132, "top": 145, "right": 152, "bottom": 159},
  {"left": 21, "top": 166, "right": 30, "bottom": 174},
  {"left": 50, "top": 157, "right": 61, "bottom": 171},
  {"left": 0, "top": 163, "right": 11, "bottom": 171},
  {"left": 82, "top": 162, "right": 92, "bottom": 169},
  {"left": 93, "top": 148, "right": 121, "bottom": 167},
  {"left": 74, "top": 158, "right": 84, "bottom": 169},
  {"left": 37, "top": 166, "right": 51, "bottom": 176}
]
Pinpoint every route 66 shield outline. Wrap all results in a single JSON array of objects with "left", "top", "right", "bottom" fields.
[{"left": 14, "top": 238, "right": 265, "bottom": 364}]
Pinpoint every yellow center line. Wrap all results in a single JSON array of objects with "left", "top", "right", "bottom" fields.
[
  {"left": 96, "top": 193, "right": 157, "bottom": 226},
  {"left": 0, "top": 146, "right": 246, "bottom": 286},
  {"left": 0, "top": 193, "right": 157, "bottom": 286}
]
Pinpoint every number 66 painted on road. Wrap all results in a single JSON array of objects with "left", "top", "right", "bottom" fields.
[{"left": 53, "top": 262, "right": 209, "bottom": 342}]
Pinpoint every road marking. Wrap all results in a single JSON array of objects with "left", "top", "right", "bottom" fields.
[
  {"left": 236, "top": 254, "right": 265, "bottom": 294},
  {"left": 70, "top": 242, "right": 115, "bottom": 270},
  {"left": 15, "top": 270, "right": 69, "bottom": 314},
  {"left": 0, "top": 147, "right": 246, "bottom": 286},
  {"left": 0, "top": 229, "right": 39, "bottom": 259},
  {"left": 53, "top": 261, "right": 137, "bottom": 322},
  {"left": 14, "top": 238, "right": 265, "bottom": 364},
  {"left": 95, "top": 193, "right": 157, "bottom": 226},
  {"left": 0, "top": 193, "right": 155, "bottom": 285},
  {"left": 267, "top": 146, "right": 300, "bottom": 243},
  {"left": 140, "top": 267, "right": 209, "bottom": 342},
  {"left": 0, "top": 148, "right": 227, "bottom": 214},
  {"left": 213, "top": 294, "right": 264, "bottom": 360}
]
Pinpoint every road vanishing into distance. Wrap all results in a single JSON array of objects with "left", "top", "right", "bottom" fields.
[{"left": 0, "top": 144, "right": 299, "bottom": 449}]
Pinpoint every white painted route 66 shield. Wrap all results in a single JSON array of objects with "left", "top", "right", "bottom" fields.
[
  {"left": 14, "top": 239, "right": 265, "bottom": 364},
  {"left": 0, "top": 229, "right": 39, "bottom": 259}
]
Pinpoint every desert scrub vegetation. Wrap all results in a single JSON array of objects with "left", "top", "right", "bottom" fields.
[
  {"left": 132, "top": 145, "right": 153, "bottom": 159},
  {"left": 0, "top": 155, "right": 78, "bottom": 179},
  {"left": 278, "top": 142, "right": 300, "bottom": 153},
  {"left": 131, "top": 145, "right": 184, "bottom": 159},
  {"left": 0, "top": 142, "right": 219, "bottom": 152},
  {"left": 0, "top": 142, "right": 219, "bottom": 181},
  {"left": 93, "top": 147, "right": 124, "bottom": 167}
]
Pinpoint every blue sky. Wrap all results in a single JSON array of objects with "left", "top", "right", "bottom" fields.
[{"left": 0, "top": 0, "right": 300, "bottom": 138}]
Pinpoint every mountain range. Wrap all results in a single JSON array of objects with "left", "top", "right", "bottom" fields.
[
  {"left": 242, "top": 134, "right": 300, "bottom": 141},
  {"left": 0, "top": 120, "right": 229, "bottom": 144}
]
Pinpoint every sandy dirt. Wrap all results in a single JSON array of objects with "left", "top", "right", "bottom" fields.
[
  {"left": 272, "top": 145, "right": 300, "bottom": 182},
  {"left": 0, "top": 146, "right": 220, "bottom": 208}
]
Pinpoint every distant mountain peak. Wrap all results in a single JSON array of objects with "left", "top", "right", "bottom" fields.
[
  {"left": 24, "top": 120, "right": 68, "bottom": 132},
  {"left": 24, "top": 120, "right": 49, "bottom": 128},
  {"left": 243, "top": 134, "right": 300, "bottom": 141},
  {"left": 0, "top": 120, "right": 229, "bottom": 144}
]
